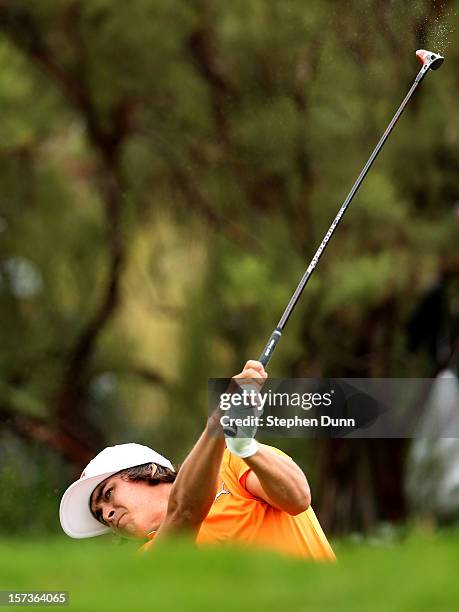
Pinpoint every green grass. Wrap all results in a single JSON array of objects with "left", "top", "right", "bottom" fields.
[{"left": 0, "top": 529, "right": 458, "bottom": 611}]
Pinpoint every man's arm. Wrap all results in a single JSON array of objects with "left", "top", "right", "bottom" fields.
[
  {"left": 156, "top": 360, "right": 266, "bottom": 540},
  {"left": 156, "top": 424, "right": 226, "bottom": 539},
  {"left": 224, "top": 361, "right": 311, "bottom": 515},
  {"left": 244, "top": 446, "right": 311, "bottom": 515}
]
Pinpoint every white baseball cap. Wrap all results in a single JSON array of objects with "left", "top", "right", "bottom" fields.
[{"left": 59, "top": 443, "right": 174, "bottom": 539}]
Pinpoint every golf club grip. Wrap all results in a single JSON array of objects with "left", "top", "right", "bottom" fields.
[{"left": 259, "top": 329, "right": 282, "bottom": 367}]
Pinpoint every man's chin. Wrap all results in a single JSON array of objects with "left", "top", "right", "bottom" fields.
[
  {"left": 114, "top": 515, "right": 160, "bottom": 540},
  {"left": 115, "top": 520, "right": 144, "bottom": 540}
]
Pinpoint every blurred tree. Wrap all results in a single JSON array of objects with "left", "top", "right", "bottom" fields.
[{"left": 0, "top": 0, "right": 458, "bottom": 534}]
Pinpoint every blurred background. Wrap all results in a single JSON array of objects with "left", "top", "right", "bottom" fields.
[{"left": 0, "top": 0, "right": 458, "bottom": 540}]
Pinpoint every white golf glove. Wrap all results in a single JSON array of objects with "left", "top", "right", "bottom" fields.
[
  {"left": 224, "top": 381, "right": 262, "bottom": 458},
  {"left": 225, "top": 436, "right": 259, "bottom": 459}
]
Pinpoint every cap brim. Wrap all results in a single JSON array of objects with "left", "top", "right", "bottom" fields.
[{"left": 59, "top": 472, "right": 115, "bottom": 539}]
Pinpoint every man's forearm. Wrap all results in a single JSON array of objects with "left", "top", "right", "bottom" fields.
[
  {"left": 157, "top": 359, "right": 267, "bottom": 538},
  {"left": 159, "top": 418, "right": 225, "bottom": 535},
  {"left": 244, "top": 446, "right": 311, "bottom": 515}
]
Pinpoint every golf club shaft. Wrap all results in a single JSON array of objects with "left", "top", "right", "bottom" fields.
[{"left": 258, "top": 65, "right": 429, "bottom": 368}]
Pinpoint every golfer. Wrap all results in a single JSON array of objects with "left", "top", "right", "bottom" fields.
[{"left": 60, "top": 360, "right": 335, "bottom": 560}]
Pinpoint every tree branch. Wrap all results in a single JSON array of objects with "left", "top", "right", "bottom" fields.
[
  {"left": 0, "top": 4, "right": 131, "bottom": 454},
  {"left": 0, "top": 405, "right": 94, "bottom": 467}
]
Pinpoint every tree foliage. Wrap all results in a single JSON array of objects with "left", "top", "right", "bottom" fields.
[{"left": 0, "top": 0, "right": 458, "bottom": 533}]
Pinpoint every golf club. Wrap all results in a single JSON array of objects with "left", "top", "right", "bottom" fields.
[{"left": 223, "top": 50, "right": 444, "bottom": 439}]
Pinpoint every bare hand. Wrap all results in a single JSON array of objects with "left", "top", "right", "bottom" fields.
[{"left": 233, "top": 360, "right": 268, "bottom": 389}]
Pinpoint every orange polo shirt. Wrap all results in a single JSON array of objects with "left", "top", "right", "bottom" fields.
[{"left": 141, "top": 444, "right": 335, "bottom": 561}]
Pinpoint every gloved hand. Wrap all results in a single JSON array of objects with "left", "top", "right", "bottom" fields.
[
  {"left": 224, "top": 360, "right": 267, "bottom": 458},
  {"left": 225, "top": 436, "right": 259, "bottom": 459}
]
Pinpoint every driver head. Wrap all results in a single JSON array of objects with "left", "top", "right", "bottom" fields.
[{"left": 416, "top": 49, "right": 444, "bottom": 71}]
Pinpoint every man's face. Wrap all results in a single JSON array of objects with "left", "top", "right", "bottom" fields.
[{"left": 90, "top": 472, "right": 169, "bottom": 538}]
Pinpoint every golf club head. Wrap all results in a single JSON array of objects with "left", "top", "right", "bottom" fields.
[{"left": 416, "top": 49, "right": 444, "bottom": 70}]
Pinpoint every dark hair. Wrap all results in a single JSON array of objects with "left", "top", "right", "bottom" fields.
[{"left": 118, "top": 462, "right": 177, "bottom": 485}]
